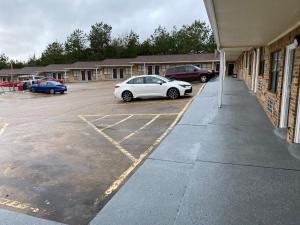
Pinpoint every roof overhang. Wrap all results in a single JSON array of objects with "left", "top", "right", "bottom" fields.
[
  {"left": 204, "top": 0, "right": 300, "bottom": 60},
  {"left": 130, "top": 60, "right": 219, "bottom": 64}
]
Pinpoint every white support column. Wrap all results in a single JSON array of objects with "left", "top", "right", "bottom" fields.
[
  {"left": 64, "top": 71, "right": 67, "bottom": 83},
  {"left": 143, "top": 62, "right": 146, "bottom": 74},
  {"left": 130, "top": 65, "right": 133, "bottom": 77},
  {"left": 218, "top": 49, "right": 225, "bottom": 108},
  {"left": 96, "top": 68, "right": 99, "bottom": 80},
  {"left": 254, "top": 48, "right": 260, "bottom": 93},
  {"left": 251, "top": 51, "right": 256, "bottom": 91}
]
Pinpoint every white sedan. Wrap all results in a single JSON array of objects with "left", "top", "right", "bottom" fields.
[{"left": 114, "top": 75, "right": 192, "bottom": 102}]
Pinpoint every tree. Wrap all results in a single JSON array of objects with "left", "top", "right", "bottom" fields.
[
  {"left": 139, "top": 39, "right": 153, "bottom": 55},
  {"left": 0, "top": 53, "right": 9, "bottom": 69},
  {"left": 150, "top": 26, "right": 174, "bottom": 55},
  {"left": 121, "top": 31, "right": 139, "bottom": 58},
  {"left": 174, "top": 20, "right": 216, "bottom": 54},
  {"left": 40, "top": 41, "right": 65, "bottom": 65},
  {"left": 65, "top": 29, "right": 87, "bottom": 61},
  {"left": 89, "top": 22, "right": 112, "bottom": 58}
]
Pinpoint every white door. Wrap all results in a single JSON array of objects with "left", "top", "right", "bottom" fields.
[{"left": 280, "top": 41, "right": 297, "bottom": 129}]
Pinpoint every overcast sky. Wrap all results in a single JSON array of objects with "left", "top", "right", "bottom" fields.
[{"left": 0, "top": 0, "right": 209, "bottom": 61}]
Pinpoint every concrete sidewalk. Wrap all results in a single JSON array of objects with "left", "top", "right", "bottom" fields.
[{"left": 91, "top": 77, "right": 300, "bottom": 225}]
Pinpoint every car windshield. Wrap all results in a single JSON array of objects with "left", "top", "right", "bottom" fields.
[
  {"left": 154, "top": 75, "right": 172, "bottom": 82},
  {"left": 193, "top": 66, "right": 201, "bottom": 71}
]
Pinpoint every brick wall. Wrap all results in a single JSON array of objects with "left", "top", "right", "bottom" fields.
[{"left": 235, "top": 25, "right": 300, "bottom": 142}]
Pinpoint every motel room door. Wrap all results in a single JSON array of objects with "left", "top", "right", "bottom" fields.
[
  {"left": 113, "top": 68, "right": 124, "bottom": 80},
  {"left": 81, "top": 71, "right": 86, "bottom": 81},
  {"left": 119, "top": 69, "right": 124, "bottom": 79},
  {"left": 113, "top": 69, "right": 118, "bottom": 80}
]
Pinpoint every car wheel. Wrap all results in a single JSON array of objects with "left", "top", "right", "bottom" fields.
[
  {"left": 122, "top": 91, "right": 133, "bottom": 102},
  {"left": 49, "top": 89, "right": 55, "bottom": 94},
  {"left": 60, "top": 91, "right": 65, "bottom": 94},
  {"left": 31, "top": 88, "right": 36, "bottom": 93},
  {"left": 200, "top": 75, "right": 208, "bottom": 83},
  {"left": 167, "top": 88, "right": 180, "bottom": 100}
]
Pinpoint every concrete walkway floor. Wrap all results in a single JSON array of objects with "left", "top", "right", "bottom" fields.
[{"left": 91, "top": 77, "right": 300, "bottom": 225}]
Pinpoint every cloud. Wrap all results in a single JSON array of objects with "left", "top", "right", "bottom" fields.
[{"left": 0, "top": 0, "right": 209, "bottom": 61}]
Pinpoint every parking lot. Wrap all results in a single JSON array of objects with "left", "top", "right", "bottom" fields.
[{"left": 0, "top": 81, "right": 203, "bottom": 225}]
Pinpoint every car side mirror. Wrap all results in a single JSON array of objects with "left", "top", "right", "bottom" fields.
[{"left": 158, "top": 82, "right": 163, "bottom": 85}]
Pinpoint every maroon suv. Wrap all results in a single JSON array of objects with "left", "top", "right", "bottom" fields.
[{"left": 165, "top": 65, "right": 214, "bottom": 83}]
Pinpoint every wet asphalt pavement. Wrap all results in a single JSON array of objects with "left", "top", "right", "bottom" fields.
[{"left": 0, "top": 81, "right": 202, "bottom": 225}]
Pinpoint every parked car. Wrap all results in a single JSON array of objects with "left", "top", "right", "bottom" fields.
[
  {"left": 114, "top": 75, "right": 192, "bottom": 102},
  {"left": 165, "top": 65, "right": 214, "bottom": 83},
  {"left": 19, "top": 75, "right": 45, "bottom": 85},
  {"left": 30, "top": 81, "right": 67, "bottom": 94}
]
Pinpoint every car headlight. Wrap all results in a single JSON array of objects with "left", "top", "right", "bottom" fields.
[{"left": 179, "top": 84, "right": 191, "bottom": 88}]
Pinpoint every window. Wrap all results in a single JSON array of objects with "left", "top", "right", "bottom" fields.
[
  {"left": 125, "top": 67, "right": 131, "bottom": 75},
  {"left": 199, "top": 63, "right": 212, "bottom": 70},
  {"left": 127, "top": 77, "right": 144, "bottom": 84},
  {"left": 161, "top": 65, "right": 170, "bottom": 73},
  {"left": 166, "top": 67, "right": 175, "bottom": 73},
  {"left": 145, "top": 76, "right": 164, "bottom": 84},
  {"left": 269, "top": 51, "right": 280, "bottom": 92},
  {"left": 186, "top": 66, "right": 196, "bottom": 72},
  {"left": 138, "top": 65, "right": 144, "bottom": 75},
  {"left": 175, "top": 66, "right": 185, "bottom": 73},
  {"left": 104, "top": 68, "right": 111, "bottom": 75},
  {"left": 259, "top": 47, "right": 265, "bottom": 76}
]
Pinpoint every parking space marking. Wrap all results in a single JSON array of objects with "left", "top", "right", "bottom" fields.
[
  {"left": 101, "top": 115, "right": 133, "bottom": 131},
  {"left": 100, "top": 83, "right": 206, "bottom": 200},
  {"left": 0, "top": 197, "right": 45, "bottom": 214},
  {"left": 0, "top": 123, "right": 8, "bottom": 137},
  {"left": 79, "top": 115, "right": 137, "bottom": 162},
  {"left": 118, "top": 115, "right": 160, "bottom": 144},
  {"left": 92, "top": 115, "right": 110, "bottom": 123}
]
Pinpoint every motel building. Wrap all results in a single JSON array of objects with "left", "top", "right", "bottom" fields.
[
  {"left": 37, "top": 64, "right": 73, "bottom": 82},
  {"left": 204, "top": 0, "right": 300, "bottom": 143},
  {"left": 0, "top": 66, "right": 42, "bottom": 82},
  {"left": 64, "top": 61, "right": 102, "bottom": 82},
  {"left": 0, "top": 54, "right": 223, "bottom": 83}
]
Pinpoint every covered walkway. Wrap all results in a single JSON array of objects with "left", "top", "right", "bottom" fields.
[{"left": 90, "top": 77, "right": 300, "bottom": 225}]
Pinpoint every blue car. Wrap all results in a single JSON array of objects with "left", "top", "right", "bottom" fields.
[{"left": 30, "top": 81, "right": 67, "bottom": 94}]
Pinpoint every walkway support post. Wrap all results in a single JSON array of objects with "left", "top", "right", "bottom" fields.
[{"left": 218, "top": 49, "right": 225, "bottom": 108}]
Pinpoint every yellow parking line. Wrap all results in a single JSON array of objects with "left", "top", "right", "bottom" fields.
[
  {"left": 0, "top": 123, "right": 8, "bottom": 137},
  {"left": 100, "top": 83, "right": 206, "bottom": 199},
  {"left": 79, "top": 115, "right": 137, "bottom": 162},
  {"left": 0, "top": 197, "right": 43, "bottom": 214},
  {"left": 92, "top": 115, "right": 110, "bottom": 123},
  {"left": 84, "top": 113, "right": 178, "bottom": 117},
  {"left": 118, "top": 115, "right": 160, "bottom": 144},
  {"left": 101, "top": 115, "right": 133, "bottom": 131}
]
